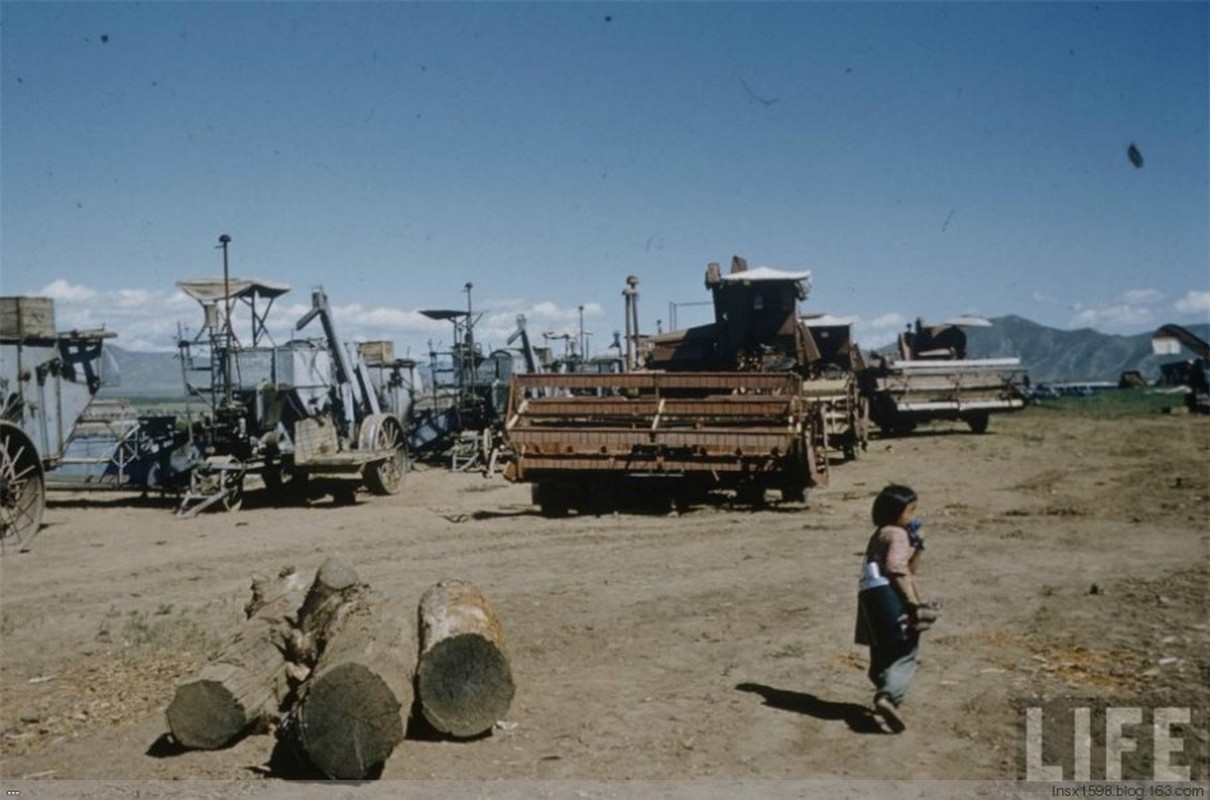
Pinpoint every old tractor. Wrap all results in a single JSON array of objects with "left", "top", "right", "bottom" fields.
[
  {"left": 502, "top": 256, "right": 844, "bottom": 514},
  {"left": 173, "top": 237, "right": 408, "bottom": 514}
]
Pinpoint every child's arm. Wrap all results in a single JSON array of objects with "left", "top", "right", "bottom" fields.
[
  {"left": 893, "top": 573, "right": 923, "bottom": 608},
  {"left": 881, "top": 527, "right": 924, "bottom": 607}
]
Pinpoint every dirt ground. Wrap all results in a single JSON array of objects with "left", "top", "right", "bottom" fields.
[{"left": 1, "top": 405, "right": 1207, "bottom": 795}]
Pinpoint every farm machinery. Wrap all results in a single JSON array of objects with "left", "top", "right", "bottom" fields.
[
  {"left": 0, "top": 297, "right": 172, "bottom": 551},
  {"left": 173, "top": 239, "right": 408, "bottom": 513},
  {"left": 502, "top": 257, "right": 859, "bottom": 514},
  {"left": 1151, "top": 324, "right": 1210, "bottom": 415},
  {"left": 858, "top": 316, "right": 1030, "bottom": 435}
]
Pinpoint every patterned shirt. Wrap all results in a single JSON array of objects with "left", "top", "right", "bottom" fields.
[{"left": 866, "top": 525, "right": 913, "bottom": 577}]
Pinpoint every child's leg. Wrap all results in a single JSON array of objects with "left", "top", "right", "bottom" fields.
[
  {"left": 870, "top": 640, "right": 917, "bottom": 702},
  {"left": 877, "top": 647, "right": 918, "bottom": 706}
]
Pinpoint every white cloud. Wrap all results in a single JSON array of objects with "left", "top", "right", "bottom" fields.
[
  {"left": 39, "top": 279, "right": 97, "bottom": 302},
  {"left": 1068, "top": 304, "right": 1154, "bottom": 329},
  {"left": 853, "top": 312, "right": 908, "bottom": 349},
  {"left": 1121, "top": 288, "right": 1164, "bottom": 305},
  {"left": 113, "top": 289, "right": 158, "bottom": 309},
  {"left": 1174, "top": 290, "right": 1210, "bottom": 316},
  {"left": 1032, "top": 291, "right": 1057, "bottom": 304},
  {"left": 330, "top": 303, "right": 444, "bottom": 331},
  {"left": 20, "top": 280, "right": 647, "bottom": 360}
]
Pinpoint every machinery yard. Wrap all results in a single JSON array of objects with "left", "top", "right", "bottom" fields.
[
  {"left": 0, "top": 255, "right": 1206, "bottom": 791},
  {"left": 4, "top": 3, "right": 1205, "bottom": 794},
  {"left": 1, "top": 404, "right": 1206, "bottom": 786}
]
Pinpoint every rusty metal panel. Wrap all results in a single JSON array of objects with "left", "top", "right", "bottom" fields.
[
  {"left": 504, "top": 368, "right": 819, "bottom": 487},
  {"left": 514, "top": 454, "right": 783, "bottom": 474},
  {"left": 512, "top": 370, "right": 798, "bottom": 395}
]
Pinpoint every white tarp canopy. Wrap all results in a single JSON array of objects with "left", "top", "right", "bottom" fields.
[
  {"left": 718, "top": 266, "right": 812, "bottom": 283},
  {"left": 801, "top": 313, "right": 859, "bottom": 327},
  {"left": 177, "top": 278, "right": 292, "bottom": 303}
]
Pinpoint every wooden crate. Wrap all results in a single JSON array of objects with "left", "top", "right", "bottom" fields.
[
  {"left": 0, "top": 296, "right": 56, "bottom": 339},
  {"left": 292, "top": 417, "right": 339, "bottom": 464},
  {"left": 357, "top": 340, "right": 395, "bottom": 365}
]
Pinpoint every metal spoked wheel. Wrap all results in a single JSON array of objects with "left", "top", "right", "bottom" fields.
[
  {"left": 360, "top": 413, "right": 407, "bottom": 496},
  {"left": 0, "top": 422, "right": 45, "bottom": 553},
  {"left": 182, "top": 455, "right": 245, "bottom": 515}
]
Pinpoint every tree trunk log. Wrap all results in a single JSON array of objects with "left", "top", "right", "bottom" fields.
[
  {"left": 416, "top": 579, "right": 515, "bottom": 738},
  {"left": 166, "top": 565, "right": 308, "bottom": 749},
  {"left": 284, "top": 555, "right": 362, "bottom": 669},
  {"left": 281, "top": 587, "right": 416, "bottom": 779}
]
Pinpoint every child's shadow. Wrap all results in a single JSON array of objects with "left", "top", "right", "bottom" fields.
[{"left": 735, "top": 682, "right": 885, "bottom": 734}]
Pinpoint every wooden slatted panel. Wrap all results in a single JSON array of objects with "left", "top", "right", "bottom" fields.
[
  {"left": 522, "top": 396, "right": 793, "bottom": 416},
  {"left": 512, "top": 371, "right": 797, "bottom": 395},
  {"left": 509, "top": 427, "right": 795, "bottom": 451},
  {"left": 514, "top": 455, "right": 783, "bottom": 474}
]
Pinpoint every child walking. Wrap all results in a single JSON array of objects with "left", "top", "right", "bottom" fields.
[{"left": 854, "top": 484, "right": 940, "bottom": 733}]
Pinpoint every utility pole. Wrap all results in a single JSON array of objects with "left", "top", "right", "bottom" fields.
[
  {"left": 578, "top": 304, "right": 585, "bottom": 361},
  {"left": 463, "top": 282, "right": 475, "bottom": 402},
  {"left": 217, "top": 234, "right": 233, "bottom": 406}
]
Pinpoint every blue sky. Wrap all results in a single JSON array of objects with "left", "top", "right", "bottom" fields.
[{"left": 2, "top": 1, "right": 1207, "bottom": 355}]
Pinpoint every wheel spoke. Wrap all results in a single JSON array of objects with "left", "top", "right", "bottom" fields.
[{"left": 1, "top": 423, "right": 45, "bottom": 548}]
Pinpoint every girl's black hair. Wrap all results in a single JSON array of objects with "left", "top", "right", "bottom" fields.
[{"left": 871, "top": 484, "right": 918, "bottom": 527}]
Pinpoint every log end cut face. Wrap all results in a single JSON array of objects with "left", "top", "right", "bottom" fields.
[
  {"left": 417, "top": 632, "right": 515, "bottom": 739},
  {"left": 165, "top": 680, "right": 248, "bottom": 750},
  {"left": 298, "top": 662, "right": 405, "bottom": 779}
]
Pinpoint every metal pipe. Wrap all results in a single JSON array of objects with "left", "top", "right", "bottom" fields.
[
  {"left": 623, "top": 275, "right": 640, "bottom": 371},
  {"left": 622, "top": 283, "right": 634, "bottom": 372},
  {"left": 218, "top": 234, "right": 233, "bottom": 406},
  {"left": 464, "top": 282, "right": 475, "bottom": 400}
]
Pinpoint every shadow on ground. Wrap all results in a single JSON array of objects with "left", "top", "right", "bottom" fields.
[{"left": 735, "top": 682, "right": 885, "bottom": 734}]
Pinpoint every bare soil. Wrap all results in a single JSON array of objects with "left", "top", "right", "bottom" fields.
[{"left": 1, "top": 406, "right": 1207, "bottom": 792}]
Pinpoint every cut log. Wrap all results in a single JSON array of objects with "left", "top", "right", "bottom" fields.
[
  {"left": 285, "top": 555, "right": 363, "bottom": 668},
  {"left": 416, "top": 579, "right": 515, "bottom": 738},
  {"left": 281, "top": 587, "right": 416, "bottom": 779},
  {"left": 166, "top": 565, "right": 308, "bottom": 749}
]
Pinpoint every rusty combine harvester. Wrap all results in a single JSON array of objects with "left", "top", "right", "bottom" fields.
[
  {"left": 800, "top": 316, "right": 869, "bottom": 460},
  {"left": 503, "top": 257, "right": 855, "bottom": 514},
  {"left": 859, "top": 316, "right": 1029, "bottom": 435}
]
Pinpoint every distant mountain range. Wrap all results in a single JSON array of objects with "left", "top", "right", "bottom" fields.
[
  {"left": 96, "top": 315, "right": 1208, "bottom": 397},
  {"left": 963, "top": 315, "right": 1209, "bottom": 384}
]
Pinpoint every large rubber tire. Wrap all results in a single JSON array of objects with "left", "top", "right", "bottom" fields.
[{"left": 0, "top": 422, "right": 45, "bottom": 553}]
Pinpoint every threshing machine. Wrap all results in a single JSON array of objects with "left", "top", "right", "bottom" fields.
[
  {"left": 173, "top": 237, "right": 408, "bottom": 514},
  {"left": 0, "top": 292, "right": 158, "bottom": 549}
]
